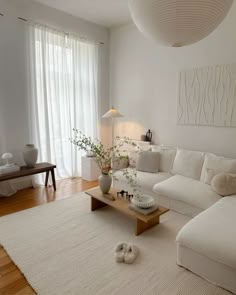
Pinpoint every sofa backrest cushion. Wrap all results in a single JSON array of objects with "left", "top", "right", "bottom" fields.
[
  {"left": 151, "top": 146, "right": 176, "bottom": 173},
  {"left": 200, "top": 153, "right": 236, "bottom": 183},
  {"left": 128, "top": 151, "right": 139, "bottom": 168},
  {"left": 136, "top": 151, "right": 159, "bottom": 173},
  {"left": 126, "top": 142, "right": 151, "bottom": 168},
  {"left": 112, "top": 156, "right": 129, "bottom": 171},
  {"left": 172, "top": 149, "right": 205, "bottom": 180}
]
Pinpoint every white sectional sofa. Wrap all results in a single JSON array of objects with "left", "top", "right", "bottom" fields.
[{"left": 113, "top": 145, "right": 236, "bottom": 294}]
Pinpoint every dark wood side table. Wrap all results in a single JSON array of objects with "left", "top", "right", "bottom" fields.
[{"left": 0, "top": 162, "right": 57, "bottom": 191}]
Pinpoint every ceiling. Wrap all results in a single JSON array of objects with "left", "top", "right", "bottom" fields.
[{"left": 35, "top": 0, "right": 132, "bottom": 28}]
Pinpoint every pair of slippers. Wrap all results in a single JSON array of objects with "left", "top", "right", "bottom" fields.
[{"left": 115, "top": 243, "right": 139, "bottom": 264}]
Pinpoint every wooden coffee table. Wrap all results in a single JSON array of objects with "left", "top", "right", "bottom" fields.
[{"left": 85, "top": 187, "right": 169, "bottom": 236}]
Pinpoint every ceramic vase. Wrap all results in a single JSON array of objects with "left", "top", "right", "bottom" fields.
[
  {"left": 98, "top": 174, "right": 112, "bottom": 194},
  {"left": 23, "top": 144, "right": 38, "bottom": 168}
]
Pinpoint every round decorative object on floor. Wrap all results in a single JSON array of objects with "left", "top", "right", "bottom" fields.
[
  {"left": 23, "top": 144, "right": 38, "bottom": 168},
  {"left": 131, "top": 195, "right": 155, "bottom": 209},
  {"left": 98, "top": 174, "right": 112, "bottom": 194}
]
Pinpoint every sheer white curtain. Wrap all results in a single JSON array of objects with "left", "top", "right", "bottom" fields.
[{"left": 28, "top": 24, "right": 99, "bottom": 179}]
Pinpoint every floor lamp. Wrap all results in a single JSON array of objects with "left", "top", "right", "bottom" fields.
[{"left": 102, "top": 106, "right": 123, "bottom": 147}]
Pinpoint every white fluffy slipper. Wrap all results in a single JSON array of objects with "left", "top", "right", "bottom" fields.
[
  {"left": 124, "top": 244, "right": 139, "bottom": 264},
  {"left": 114, "top": 243, "right": 128, "bottom": 263}
]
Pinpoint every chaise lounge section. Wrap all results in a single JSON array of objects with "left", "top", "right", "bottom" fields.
[{"left": 176, "top": 196, "right": 236, "bottom": 294}]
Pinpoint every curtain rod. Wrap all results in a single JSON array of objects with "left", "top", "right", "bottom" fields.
[{"left": 0, "top": 12, "right": 104, "bottom": 45}]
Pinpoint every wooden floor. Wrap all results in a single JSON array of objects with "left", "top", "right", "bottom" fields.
[{"left": 0, "top": 178, "right": 98, "bottom": 295}]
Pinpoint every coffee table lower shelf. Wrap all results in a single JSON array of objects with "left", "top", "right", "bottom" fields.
[{"left": 86, "top": 188, "right": 169, "bottom": 236}]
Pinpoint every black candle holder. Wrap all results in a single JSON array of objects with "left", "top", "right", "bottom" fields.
[{"left": 117, "top": 190, "right": 134, "bottom": 202}]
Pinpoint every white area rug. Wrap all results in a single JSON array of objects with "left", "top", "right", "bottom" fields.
[{"left": 0, "top": 193, "right": 231, "bottom": 295}]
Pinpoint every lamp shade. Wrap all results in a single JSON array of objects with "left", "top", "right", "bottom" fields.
[
  {"left": 1, "top": 153, "right": 13, "bottom": 160},
  {"left": 128, "top": 0, "right": 233, "bottom": 47},
  {"left": 102, "top": 107, "right": 123, "bottom": 118}
]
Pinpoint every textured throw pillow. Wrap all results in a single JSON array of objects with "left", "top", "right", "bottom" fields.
[
  {"left": 112, "top": 156, "right": 129, "bottom": 171},
  {"left": 128, "top": 143, "right": 151, "bottom": 168},
  {"left": 171, "top": 149, "right": 205, "bottom": 180},
  {"left": 128, "top": 151, "right": 140, "bottom": 168},
  {"left": 136, "top": 151, "right": 159, "bottom": 173},
  {"left": 151, "top": 146, "right": 176, "bottom": 172},
  {"left": 200, "top": 153, "right": 236, "bottom": 183},
  {"left": 211, "top": 173, "right": 236, "bottom": 196}
]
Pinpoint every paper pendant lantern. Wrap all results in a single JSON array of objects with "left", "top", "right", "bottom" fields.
[{"left": 128, "top": 0, "right": 233, "bottom": 47}]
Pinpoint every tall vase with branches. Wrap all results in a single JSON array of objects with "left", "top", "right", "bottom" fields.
[{"left": 70, "top": 129, "right": 142, "bottom": 196}]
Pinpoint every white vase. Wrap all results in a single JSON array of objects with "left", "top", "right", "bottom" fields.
[
  {"left": 98, "top": 174, "right": 112, "bottom": 194},
  {"left": 23, "top": 144, "right": 38, "bottom": 168}
]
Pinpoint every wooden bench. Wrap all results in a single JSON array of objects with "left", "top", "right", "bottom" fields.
[{"left": 0, "top": 162, "right": 57, "bottom": 191}]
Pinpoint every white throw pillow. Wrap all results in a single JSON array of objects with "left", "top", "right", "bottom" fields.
[
  {"left": 128, "top": 151, "right": 140, "bottom": 168},
  {"left": 112, "top": 156, "right": 129, "bottom": 171},
  {"left": 200, "top": 153, "right": 236, "bottom": 183},
  {"left": 136, "top": 151, "right": 159, "bottom": 173},
  {"left": 172, "top": 149, "right": 205, "bottom": 180},
  {"left": 128, "top": 143, "right": 151, "bottom": 168},
  {"left": 151, "top": 146, "right": 176, "bottom": 172},
  {"left": 211, "top": 173, "right": 236, "bottom": 196}
]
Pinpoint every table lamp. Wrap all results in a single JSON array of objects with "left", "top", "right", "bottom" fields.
[{"left": 2, "top": 153, "right": 13, "bottom": 166}]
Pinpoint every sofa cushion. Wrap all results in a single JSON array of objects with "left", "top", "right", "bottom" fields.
[
  {"left": 200, "top": 153, "right": 236, "bottom": 183},
  {"left": 128, "top": 151, "right": 140, "bottom": 168},
  {"left": 153, "top": 175, "right": 221, "bottom": 210},
  {"left": 176, "top": 196, "right": 236, "bottom": 270},
  {"left": 136, "top": 151, "right": 159, "bottom": 173},
  {"left": 114, "top": 168, "right": 171, "bottom": 192},
  {"left": 151, "top": 146, "right": 176, "bottom": 172},
  {"left": 112, "top": 156, "right": 129, "bottom": 171},
  {"left": 172, "top": 149, "right": 205, "bottom": 180},
  {"left": 211, "top": 173, "right": 236, "bottom": 196}
]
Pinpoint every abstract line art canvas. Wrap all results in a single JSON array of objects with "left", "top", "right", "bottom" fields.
[{"left": 177, "top": 64, "right": 236, "bottom": 127}]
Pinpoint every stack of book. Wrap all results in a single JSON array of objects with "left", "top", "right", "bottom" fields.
[
  {"left": 128, "top": 203, "right": 159, "bottom": 215},
  {"left": 0, "top": 164, "right": 20, "bottom": 175}
]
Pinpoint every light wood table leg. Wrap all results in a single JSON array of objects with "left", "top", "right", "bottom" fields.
[
  {"left": 135, "top": 215, "right": 160, "bottom": 236},
  {"left": 91, "top": 197, "right": 107, "bottom": 211}
]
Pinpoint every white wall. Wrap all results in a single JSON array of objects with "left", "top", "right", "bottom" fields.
[
  {"left": 0, "top": 0, "right": 110, "bottom": 166},
  {"left": 110, "top": 1, "right": 236, "bottom": 158}
]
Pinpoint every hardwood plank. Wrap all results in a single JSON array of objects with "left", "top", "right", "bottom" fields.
[
  {"left": 0, "top": 177, "right": 98, "bottom": 295},
  {"left": 0, "top": 262, "right": 15, "bottom": 276},
  {"left": 0, "top": 278, "right": 34, "bottom": 295},
  {"left": 15, "top": 286, "right": 35, "bottom": 295},
  {"left": 0, "top": 270, "right": 22, "bottom": 288}
]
